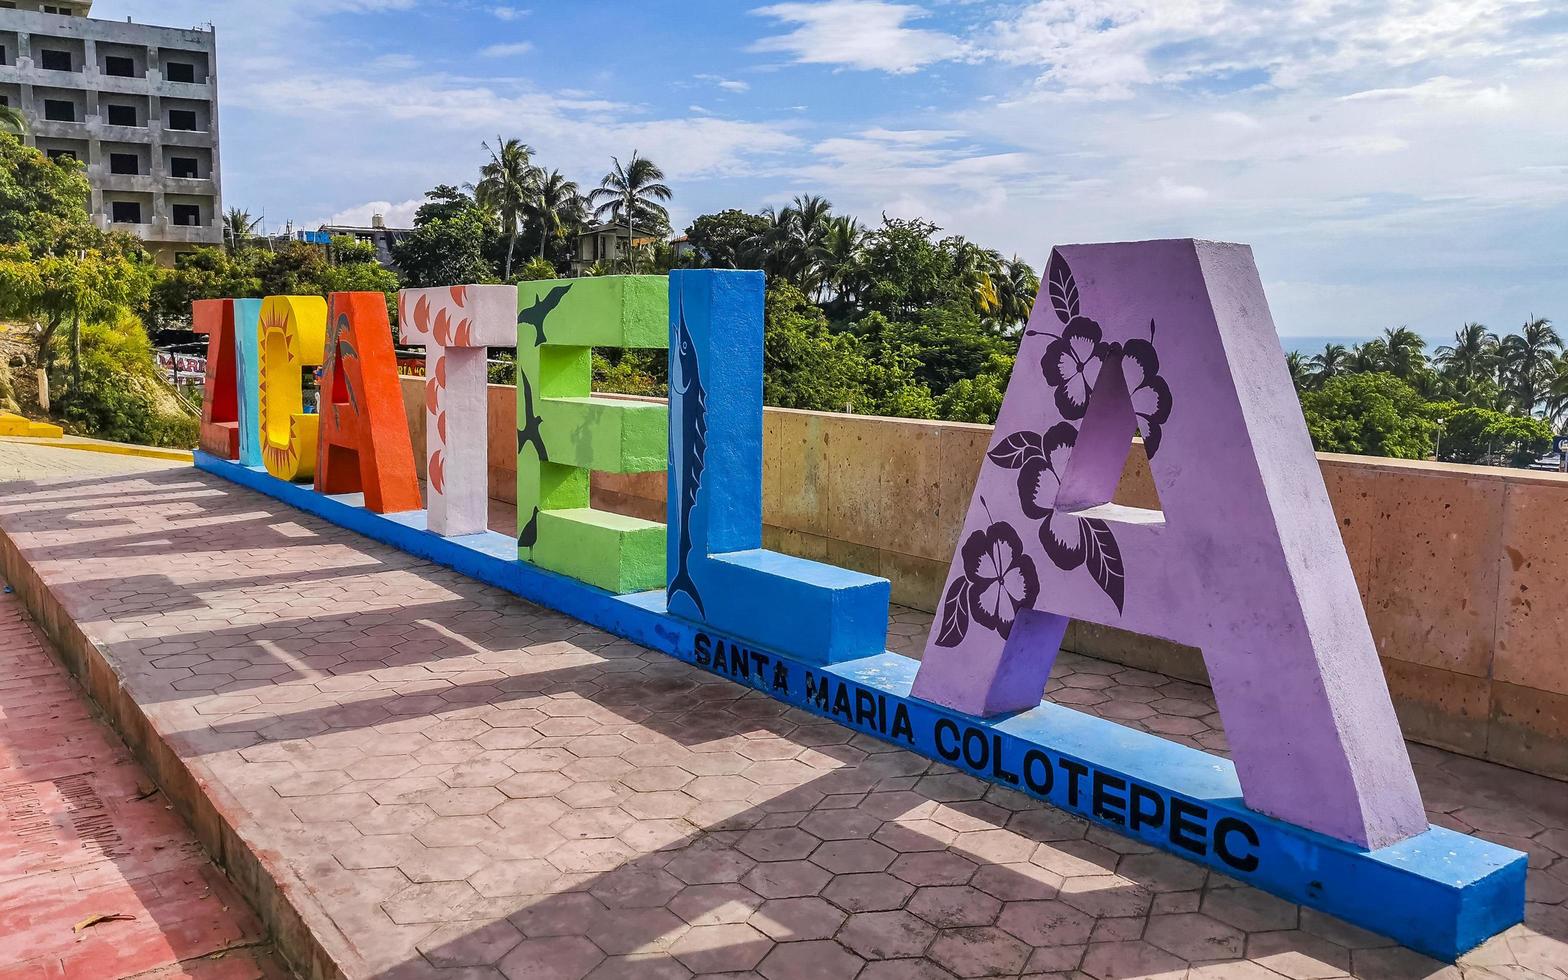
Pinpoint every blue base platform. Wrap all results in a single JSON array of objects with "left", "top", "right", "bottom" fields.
[{"left": 194, "top": 451, "right": 1526, "bottom": 960}]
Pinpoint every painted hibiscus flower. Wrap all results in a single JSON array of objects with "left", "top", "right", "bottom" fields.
[
  {"left": 1122, "top": 336, "right": 1171, "bottom": 457},
  {"left": 1015, "top": 422, "right": 1087, "bottom": 571},
  {"left": 960, "top": 522, "right": 1039, "bottom": 639},
  {"left": 1041, "top": 316, "right": 1110, "bottom": 421}
]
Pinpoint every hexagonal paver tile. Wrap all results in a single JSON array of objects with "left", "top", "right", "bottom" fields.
[
  {"left": 417, "top": 919, "right": 524, "bottom": 968},
  {"left": 822, "top": 871, "right": 915, "bottom": 912},
  {"left": 549, "top": 838, "right": 638, "bottom": 874},
  {"left": 751, "top": 897, "right": 847, "bottom": 941},
  {"left": 470, "top": 859, "right": 562, "bottom": 898},
  {"left": 840, "top": 909, "right": 938, "bottom": 959},
  {"left": 585, "top": 907, "right": 688, "bottom": 955},
  {"left": 589, "top": 866, "right": 687, "bottom": 910},
  {"left": 668, "top": 882, "right": 765, "bottom": 926},
  {"left": 509, "top": 893, "right": 609, "bottom": 937},
  {"left": 499, "top": 935, "right": 606, "bottom": 980},
  {"left": 812, "top": 839, "right": 897, "bottom": 875},
  {"left": 1079, "top": 940, "right": 1188, "bottom": 980},
  {"left": 668, "top": 923, "right": 773, "bottom": 974},
  {"left": 927, "top": 926, "right": 1031, "bottom": 978},
  {"left": 666, "top": 847, "right": 756, "bottom": 884},
  {"left": 384, "top": 881, "right": 479, "bottom": 925},
  {"left": 743, "top": 859, "right": 834, "bottom": 899},
  {"left": 758, "top": 939, "right": 867, "bottom": 980},
  {"left": 907, "top": 885, "right": 1002, "bottom": 928},
  {"left": 1144, "top": 912, "right": 1246, "bottom": 962},
  {"left": 889, "top": 850, "right": 977, "bottom": 886},
  {"left": 738, "top": 827, "right": 821, "bottom": 863},
  {"left": 996, "top": 898, "right": 1095, "bottom": 947}
]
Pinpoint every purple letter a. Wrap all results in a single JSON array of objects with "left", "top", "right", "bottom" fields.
[{"left": 911, "top": 239, "right": 1426, "bottom": 849}]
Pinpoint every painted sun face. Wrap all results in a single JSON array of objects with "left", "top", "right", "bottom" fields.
[{"left": 257, "top": 296, "right": 327, "bottom": 483}]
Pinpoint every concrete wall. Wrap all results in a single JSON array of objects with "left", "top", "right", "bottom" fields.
[{"left": 399, "top": 376, "right": 1568, "bottom": 779}]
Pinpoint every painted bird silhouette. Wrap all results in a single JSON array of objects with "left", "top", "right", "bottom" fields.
[
  {"left": 517, "top": 284, "right": 572, "bottom": 347},
  {"left": 518, "top": 506, "right": 540, "bottom": 549},
  {"left": 516, "top": 370, "right": 548, "bottom": 462}
]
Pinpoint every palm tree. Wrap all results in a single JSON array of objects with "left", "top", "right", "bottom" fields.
[
  {"left": 1380, "top": 326, "right": 1427, "bottom": 380},
  {"left": 992, "top": 257, "right": 1039, "bottom": 333},
  {"left": 1285, "top": 351, "right": 1311, "bottom": 391},
  {"left": 587, "top": 151, "right": 672, "bottom": 272},
  {"left": 752, "top": 206, "right": 808, "bottom": 283},
  {"left": 223, "top": 208, "right": 259, "bottom": 253},
  {"left": 1499, "top": 316, "right": 1562, "bottom": 415},
  {"left": 1349, "top": 340, "right": 1389, "bottom": 374},
  {"left": 474, "top": 137, "right": 538, "bottom": 280},
  {"left": 813, "top": 214, "right": 863, "bottom": 311},
  {"left": 1309, "top": 343, "right": 1349, "bottom": 384},
  {"left": 1434, "top": 323, "right": 1498, "bottom": 385},
  {"left": 0, "top": 104, "right": 26, "bottom": 135},
  {"left": 950, "top": 239, "right": 1003, "bottom": 315},
  {"left": 527, "top": 168, "right": 581, "bottom": 262},
  {"left": 1543, "top": 354, "right": 1568, "bottom": 428}
]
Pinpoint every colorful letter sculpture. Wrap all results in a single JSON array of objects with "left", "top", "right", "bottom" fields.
[
  {"left": 193, "top": 298, "right": 241, "bottom": 459},
  {"left": 911, "top": 240, "right": 1425, "bottom": 849},
  {"left": 233, "top": 299, "right": 262, "bottom": 467},
  {"left": 314, "top": 292, "right": 421, "bottom": 513},
  {"left": 665, "top": 270, "right": 891, "bottom": 663},
  {"left": 398, "top": 285, "right": 518, "bottom": 537},
  {"left": 257, "top": 295, "right": 327, "bottom": 482},
  {"left": 515, "top": 276, "right": 668, "bottom": 594}
]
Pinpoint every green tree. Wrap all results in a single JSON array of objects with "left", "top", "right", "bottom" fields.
[
  {"left": 392, "top": 185, "right": 496, "bottom": 287},
  {"left": 0, "top": 105, "right": 26, "bottom": 136},
  {"left": 991, "top": 256, "right": 1038, "bottom": 333},
  {"left": 526, "top": 168, "right": 582, "bottom": 264},
  {"left": 1300, "top": 372, "right": 1435, "bottom": 459},
  {"left": 587, "top": 152, "right": 672, "bottom": 271},
  {"left": 762, "top": 282, "right": 870, "bottom": 412},
  {"left": 223, "top": 207, "right": 259, "bottom": 254},
  {"left": 1309, "top": 343, "right": 1349, "bottom": 386},
  {"left": 684, "top": 209, "right": 770, "bottom": 269},
  {"left": 1434, "top": 322, "right": 1498, "bottom": 393},
  {"left": 1436, "top": 405, "right": 1552, "bottom": 467},
  {"left": 473, "top": 137, "right": 537, "bottom": 280},
  {"left": 1499, "top": 316, "right": 1561, "bottom": 414}
]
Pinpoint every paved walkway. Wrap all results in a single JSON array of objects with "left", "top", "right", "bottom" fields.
[
  {"left": 0, "top": 464, "right": 1564, "bottom": 979},
  {"left": 0, "top": 440, "right": 186, "bottom": 484},
  {"left": 0, "top": 586, "right": 287, "bottom": 978}
]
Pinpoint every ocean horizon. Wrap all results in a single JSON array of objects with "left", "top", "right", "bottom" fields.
[{"left": 1278, "top": 333, "right": 1451, "bottom": 357}]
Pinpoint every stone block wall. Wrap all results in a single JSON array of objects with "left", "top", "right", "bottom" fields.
[{"left": 399, "top": 377, "right": 1568, "bottom": 780}]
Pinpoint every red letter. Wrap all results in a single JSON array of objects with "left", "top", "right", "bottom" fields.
[
  {"left": 194, "top": 299, "right": 239, "bottom": 459},
  {"left": 314, "top": 292, "right": 421, "bottom": 514}
]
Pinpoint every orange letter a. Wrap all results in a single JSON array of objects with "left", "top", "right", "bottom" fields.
[{"left": 315, "top": 292, "right": 421, "bottom": 514}]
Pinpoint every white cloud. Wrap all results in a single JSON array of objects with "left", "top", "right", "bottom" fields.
[
  {"left": 480, "top": 41, "right": 534, "bottom": 58},
  {"left": 751, "top": 0, "right": 968, "bottom": 73},
  {"left": 492, "top": 5, "right": 528, "bottom": 20},
  {"left": 317, "top": 198, "right": 424, "bottom": 229},
  {"left": 695, "top": 73, "right": 751, "bottom": 93},
  {"left": 985, "top": 0, "right": 1561, "bottom": 100}
]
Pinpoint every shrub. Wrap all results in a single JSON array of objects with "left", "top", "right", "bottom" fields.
[{"left": 55, "top": 314, "right": 197, "bottom": 447}]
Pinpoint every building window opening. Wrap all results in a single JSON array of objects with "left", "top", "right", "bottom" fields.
[
  {"left": 42, "top": 99, "right": 75, "bottom": 122},
  {"left": 173, "top": 204, "right": 201, "bottom": 226},
  {"left": 106, "top": 104, "right": 136, "bottom": 126},
  {"left": 170, "top": 156, "right": 199, "bottom": 178},
  {"left": 105, "top": 56, "right": 135, "bottom": 77},
  {"left": 39, "top": 49, "right": 72, "bottom": 72},
  {"left": 167, "top": 109, "right": 197, "bottom": 130},
  {"left": 109, "top": 153, "right": 139, "bottom": 175},
  {"left": 111, "top": 201, "right": 141, "bottom": 224},
  {"left": 164, "top": 61, "right": 195, "bottom": 83}
]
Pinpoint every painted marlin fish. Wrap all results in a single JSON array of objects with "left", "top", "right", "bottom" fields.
[{"left": 667, "top": 297, "right": 706, "bottom": 618}]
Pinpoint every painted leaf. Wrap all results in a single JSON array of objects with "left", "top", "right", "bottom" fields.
[
  {"left": 1047, "top": 252, "right": 1079, "bottom": 324},
  {"left": 935, "top": 575, "right": 970, "bottom": 647},
  {"left": 1082, "top": 518, "right": 1125, "bottom": 613},
  {"left": 987, "top": 431, "right": 1046, "bottom": 469}
]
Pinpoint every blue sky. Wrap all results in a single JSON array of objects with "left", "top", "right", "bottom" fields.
[{"left": 105, "top": 0, "right": 1568, "bottom": 339}]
